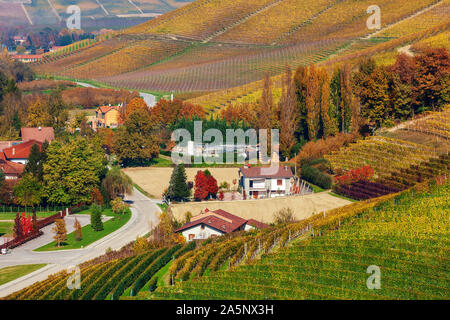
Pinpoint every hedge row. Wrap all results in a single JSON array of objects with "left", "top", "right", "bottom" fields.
[{"left": 301, "top": 165, "right": 332, "bottom": 189}]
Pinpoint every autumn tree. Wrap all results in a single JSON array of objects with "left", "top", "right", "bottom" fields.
[
  {"left": 194, "top": 170, "right": 209, "bottom": 201},
  {"left": 53, "top": 219, "right": 67, "bottom": 247},
  {"left": 279, "top": 66, "right": 297, "bottom": 158},
  {"left": 13, "top": 212, "right": 23, "bottom": 238},
  {"left": 258, "top": 72, "right": 273, "bottom": 131},
  {"left": 113, "top": 103, "right": 159, "bottom": 166},
  {"left": 91, "top": 187, "right": 104, "bottom": 205},
  {"left": 204, "top": 170, "right": 219, "bottom": 199},
  {"left": 74, "top": 218, "right": 82, "bottom": 241},
  {"left": 305, "top": 65, "right": 320, "bottom": 140},
  {"left": 353, "top": 61, "right": 390, "bottom": 127},
  {"left": 412, "top": 48, "right": 449, "bottom": 112}
]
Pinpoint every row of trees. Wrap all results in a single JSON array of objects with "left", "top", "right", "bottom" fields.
[
  {"left": 165, "top": 164, "right": 219, "bottom": 202},
  {"left": 219, "top": 47, "right": 449, "bottom": 159}
]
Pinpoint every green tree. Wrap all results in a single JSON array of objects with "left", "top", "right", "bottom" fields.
[
  {"left": 167, "top": 164, "right": 190, "bottom": 201},
  {"left": 90, "top": 204, "right": 103, "bottom": 232},
  {"left": 13, "top": 174, "right": 43, "bottom": 213},
  {"left": 102, "top": 167, "right": 133, "bottom": 201},
  {"left": 25, "top": 144, "right": 41, "bottom": 178},
  {"left": 43, "top": 137, "right": 105, "bottom": 205}
]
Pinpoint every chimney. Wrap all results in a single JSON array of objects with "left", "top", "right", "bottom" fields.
[
  {"left": 38, "top": 126, "right": 42, "bottom": 131},
  {"left": 12, "top": 148, "right": 15, "bottom": 156}
]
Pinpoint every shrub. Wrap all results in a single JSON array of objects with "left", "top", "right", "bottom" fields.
[
  {"left": 273, "top": 208, "right": 296, "bottom": 225},
  {"left": 90, "top": 204, "right": 103, "bottom": 232},
  {"left": 301, "top": 165, "right": 332, "bottom": 189}
]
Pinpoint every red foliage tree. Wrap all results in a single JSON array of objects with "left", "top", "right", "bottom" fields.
[
  {"left": 206, "top": 175, "right": 219, "bottom": 198},
  {"left": 194, "top": 171, "right": 209, "bottom": 201},
  {"left": 218, "top": 190, "right": 224, "bottom": 201},
  {"left": 335, "top": 165, "right": 374, "bottom": 185}
]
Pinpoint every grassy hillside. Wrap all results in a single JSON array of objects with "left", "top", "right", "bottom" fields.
[
  {"left": 146, "top": 180, "right": 449, "bottom": 300},
  {"left": 6, "top": 175, "right": 449, "bottom": 300},
  {"left": 32, "top": 0, "right": 448, "bottom": 101}
]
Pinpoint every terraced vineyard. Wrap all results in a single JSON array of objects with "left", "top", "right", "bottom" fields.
[
  {"left": 31, "top": 0, "right": 448, "bottom": 101},
  {"left": 403, "top": 106, "right": 450, "bottom": 139},
  {"left": 377, "top": 0, "right": 450, "bottom": 38},
  {"left": 5, "top": 243, "right": 195, "bottom": 300},
  {"left": 325, "top": 136, "right": 440, "bottom": 178},
  {"left": 146, "top": 181, "right": 450, "bottom": 300}
]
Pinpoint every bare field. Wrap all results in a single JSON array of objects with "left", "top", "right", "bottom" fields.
[
  {"left": 168, "top": 192, "right": 352, "bottom": 224},
  {"left": 123, "top": 167, "right": 240, "bottom": 198}
]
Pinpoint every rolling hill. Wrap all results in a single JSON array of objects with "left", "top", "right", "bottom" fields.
[
  {"left": 0, "top": 0, "right": 194, "bottom": 28},
  {"left": 32, "top": 0, "right": 449, "bottom": 112}
]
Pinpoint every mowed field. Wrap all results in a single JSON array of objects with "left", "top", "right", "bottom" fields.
[
  {"left": 168, "top": 192, "right": 352, "bottom": 224},
  {"left": 123, "top": 167, "right": 240, "bottom": 198}
]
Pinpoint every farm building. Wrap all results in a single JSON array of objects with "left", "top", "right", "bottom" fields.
[
  {"left": 175, "top": 209, "right": 268, "bottom": 241},
  {"left": 239, "top": 165, "right": 294, "bottom": 199}
]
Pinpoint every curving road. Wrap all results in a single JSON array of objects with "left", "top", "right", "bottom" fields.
[{"left": 0, "top": 188, "right": 160, "bottom": 298}]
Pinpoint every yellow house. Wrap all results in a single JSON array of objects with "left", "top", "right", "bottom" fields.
[{"left": 94, "top": 105, "right": 122, "bottom": 130}]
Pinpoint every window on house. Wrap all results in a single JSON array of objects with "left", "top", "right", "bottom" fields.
[
  {"left": 277, "top": 179, "right": 282, "bottom": 186},
  {"left": 189, "top": 234, "right": 195, "bottom": 240},
  {"left": 250, "top": 181, "right": 253, "bottom": 187}
]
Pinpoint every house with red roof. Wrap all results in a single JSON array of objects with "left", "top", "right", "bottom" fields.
[
  {"left": 175, "top": 209, "right": 268, "bottom": 241},
  {"left": 239, "top": 165, "right": 294, "bottom": 199},
  {"left": 93, "top": 105, "right": 122, "bottom": 130},
  {"left": 21, "top": 127, "right": 54, "bottom": 144},
  {"left": 1, "top": 140, "right": 42, "bottom": 165},
  {"left": 0, "top": 156, "right": 25, "bottom": 180}
]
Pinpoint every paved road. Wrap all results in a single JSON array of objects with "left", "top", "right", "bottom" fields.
[
  {"left": 0, "top": 188, "right": 160, "bottom": 298},
  {"left": 76, "top": 81, "right": 157, "bottom": 107}
]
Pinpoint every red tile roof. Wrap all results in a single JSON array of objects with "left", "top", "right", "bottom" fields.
[
  {"left": 12, "top": 54, "right": 43, "bottom": 59},
  {"left": 3, "top": 140, "right": 42, "bottom": 160},
  {"left": 247, "top": 219, "right": 269, "bottom": 229},
  {"left": 175, "top": 209, "right": 248, "bottom": 234},
  {"left": 21, "top": 127, "right": 54, "bottom": 143},
  {"left": 98, "top": 105, "right": 120, "bottom": 113},
  {"left": 240, "top": 166, "right": 293, "bottom": 178},
  {"left": 0, "top": 141, "right": 20, "bottom": 152},
  {"left": 0, "top": 159, "right": 25, "bottom": 176},
  {"left": 175, "top": 209, "right": 267, "bottom": 235}
]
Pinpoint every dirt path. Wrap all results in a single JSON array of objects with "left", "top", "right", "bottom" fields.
[{"left": 169, "top": 191, "right": 352, "bottom": 224}]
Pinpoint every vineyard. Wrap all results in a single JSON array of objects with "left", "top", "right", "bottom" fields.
[
  {"left": 324, "top": 136, "right": 439, "bottom": 178},
  {"left": 377, "top": 0, "right": 450, "bottom": 39},
  {"left": 4, "top": 242, "right": 196, "bottom": 300},
  {"left": 144, "top": 180, "right": 449, "bottom": 300},
  {"left": 30, "top": 0, "right": 448, "bottom": 101}
]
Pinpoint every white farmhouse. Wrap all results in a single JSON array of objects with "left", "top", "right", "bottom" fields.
[
  {"left": 175, "top": 209, "right": 268, "bottom": 241},
  {"left": 239, "top": 165, "right": 294, "bottom": 199}
]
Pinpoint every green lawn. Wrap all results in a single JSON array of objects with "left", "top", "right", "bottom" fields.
[
  {"left": 0, "top": 221, "right": 13, "bottom": 236},
  {"left": 0, "top": 211, "right": 58, "bottom": 220},
  {"left": 0, "top": 264, "right": 47, "bottom": 286},
  {"left": 34, "top": 209, "right": 131, "bottom": 251}
]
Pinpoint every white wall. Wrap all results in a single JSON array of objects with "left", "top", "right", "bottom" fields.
[
  {"left": 10, "top": 159, "right": 27, "bottom": 165},
  {"left": 270, "top": 178, "right": 286, "bottom": 191},
  {"left": 181, "top": 224, "right": 224, "bottom": 241}
]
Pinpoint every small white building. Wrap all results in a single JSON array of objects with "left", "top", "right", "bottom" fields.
[
  {"left": 239, "top": 165, "right": 294, "bottom": 199},
  {"left": 175, "top": 209, "right": 268, "bottom": 241}
]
